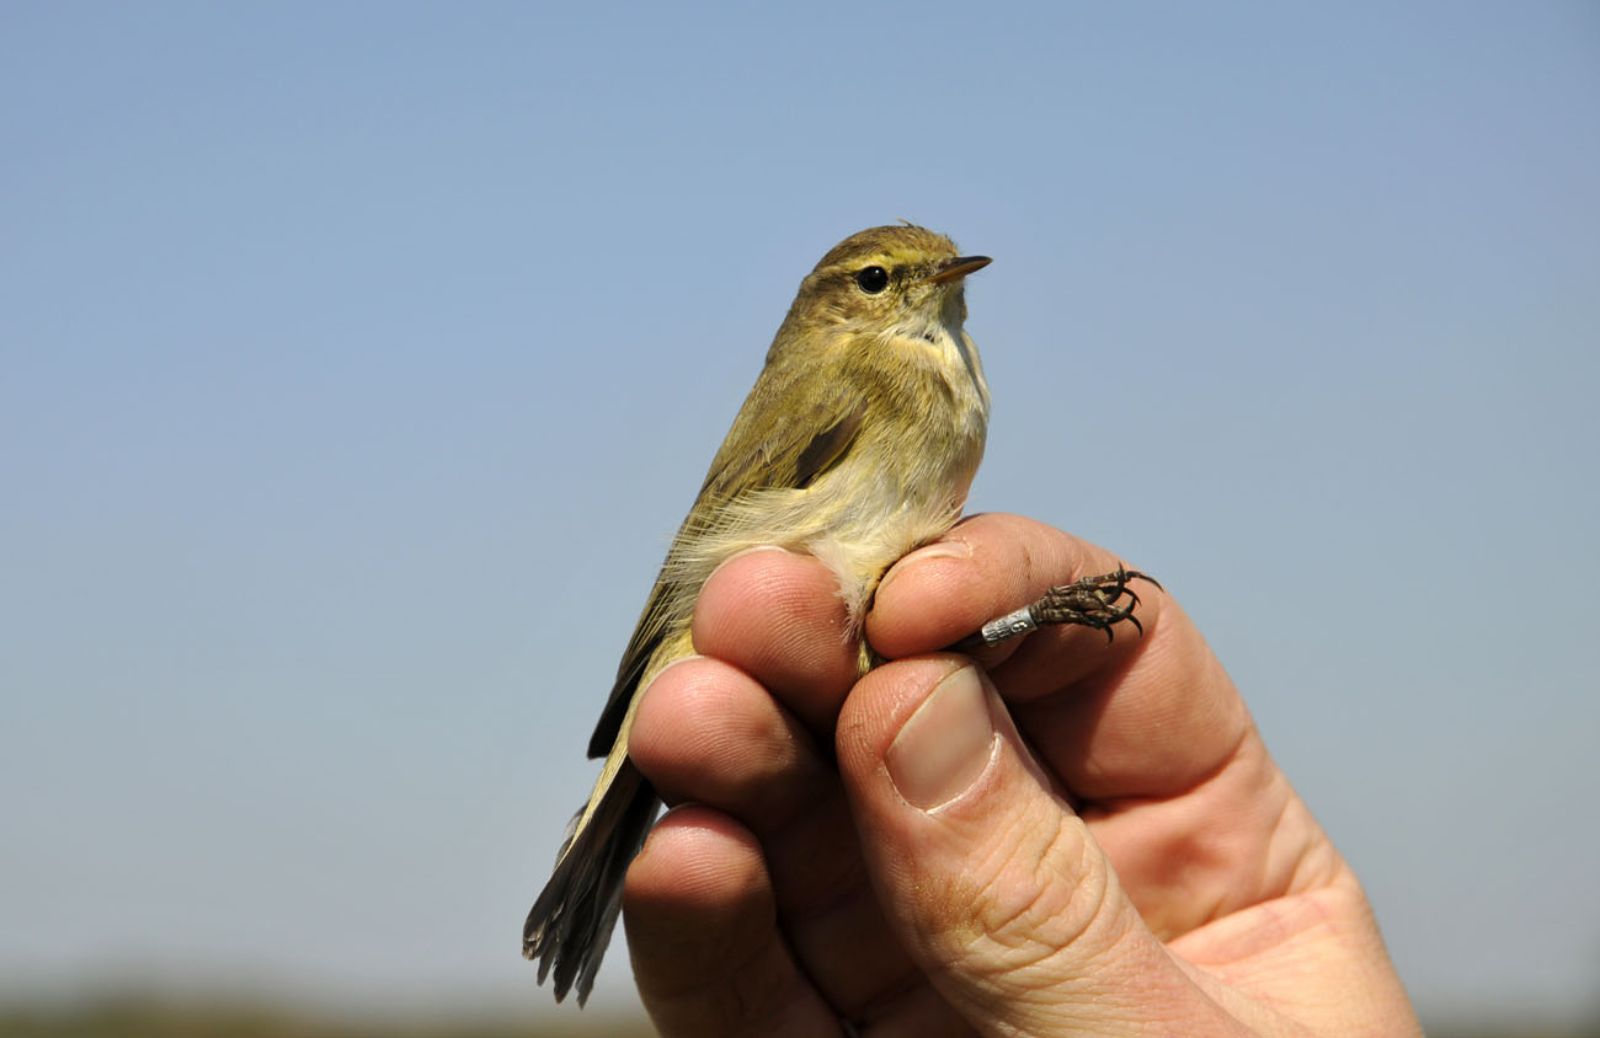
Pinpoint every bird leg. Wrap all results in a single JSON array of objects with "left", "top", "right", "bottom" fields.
[{"left": 953, "top": 566, "right": 1161, "bottom": 652}]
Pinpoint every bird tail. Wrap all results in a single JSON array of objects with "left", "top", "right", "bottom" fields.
[{"left": 523, "top": 757, "right": 660, "bottom": 1006}]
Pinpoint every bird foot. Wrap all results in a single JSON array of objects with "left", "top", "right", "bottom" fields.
[{"left": 954, "top": 566, "right": 1161, "bottom": 651}]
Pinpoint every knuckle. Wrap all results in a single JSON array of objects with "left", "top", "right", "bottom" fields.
[{"left": 926, "top": 812, "right": 1119, "bottom": 989}]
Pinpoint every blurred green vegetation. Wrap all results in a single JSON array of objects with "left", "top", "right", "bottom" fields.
[
  {"left": 1427, "top": 1028, "right": 1600, "bottom": 1038},
  {"left": 0, "top": 998, "right": 654, "bottom": 1038},
  {"left": 2, "top": 998, "right": 1597, "bottom": 1038}
]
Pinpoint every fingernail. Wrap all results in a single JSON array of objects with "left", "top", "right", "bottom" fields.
[
  {"left": 879, "top": 538, "right": 973, "bottom": 592},
  {"left": 885, "top": 665, "right": 998, "bottom": 811}
]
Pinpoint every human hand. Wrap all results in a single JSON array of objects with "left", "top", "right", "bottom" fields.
[{"left": 623, "top": 514, "right": 1420, "bottom": 1036}]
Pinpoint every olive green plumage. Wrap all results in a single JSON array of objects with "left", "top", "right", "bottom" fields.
[{"left": 524, "top": 224, "right": 991, "bottom": 1004}]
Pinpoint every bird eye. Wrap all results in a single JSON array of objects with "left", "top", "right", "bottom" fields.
[{"left": 854, "top": 266, "right": 890, "bottom": 294}]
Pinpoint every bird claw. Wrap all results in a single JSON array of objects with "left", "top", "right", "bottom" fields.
[{"left": 975, "top": 565, "right": 1159, "bottom": 647}]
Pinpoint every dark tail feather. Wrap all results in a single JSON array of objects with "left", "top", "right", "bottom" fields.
[{"left": 523, "top": 759, "right": 660, "bottom": 1006}]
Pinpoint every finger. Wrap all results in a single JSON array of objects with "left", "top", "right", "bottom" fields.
[
  {"left": 869, "top": 516, "right": 1278, "bottom": 938},
  {"left": 630, "top": 656, "right": 958, "bottom": 1027},
  {"left": 629, "top": 656, "right": 856, "bottom": 910},
  {"left": 871, "top": 513, "right": 1155, "bottom": 698},
  {"left": 835, "top": 658, "right": 1241, "bottom": 1036},
  {"left": 624, "top": 807, "right": 844, "bottom": 1037},
  {"left": 1005, "top": 591, "right": 1246, "bottom": 801},
  {"left": 872, "top": 514, "right": 1247, "bottom": 802},
  {"left": 693, "top": 547, "right": 862, "bottom": 735}
]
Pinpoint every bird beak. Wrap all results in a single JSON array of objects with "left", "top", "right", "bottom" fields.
[{"left": 923, "top": 255, "right": 992, "bottom": 285}]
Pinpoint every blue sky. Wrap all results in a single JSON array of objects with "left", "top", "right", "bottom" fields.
[{"left": 2, "top": 2, "right": 1597, "bottom": 1027}]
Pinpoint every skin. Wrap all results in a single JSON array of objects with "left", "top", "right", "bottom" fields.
[{"left": 622, "top": 514, "right": 1423, "bottom": 1036}]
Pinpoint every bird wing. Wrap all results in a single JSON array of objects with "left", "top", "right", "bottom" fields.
[{"left": 585, "top": 368, "right": 867, "bottom": 758}]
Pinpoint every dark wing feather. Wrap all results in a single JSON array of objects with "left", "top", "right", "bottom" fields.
[{"left": 585, "top": 367, "right": 866, "bottom": 759}]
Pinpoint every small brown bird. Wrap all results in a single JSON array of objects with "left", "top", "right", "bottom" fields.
[{"left": 523, "top": 224, "right": 1150, "bottom": 1004}]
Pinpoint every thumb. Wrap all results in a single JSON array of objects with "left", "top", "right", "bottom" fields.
[{"left": 836, "top": 658, "right": 1235, "bottom": 1037}]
